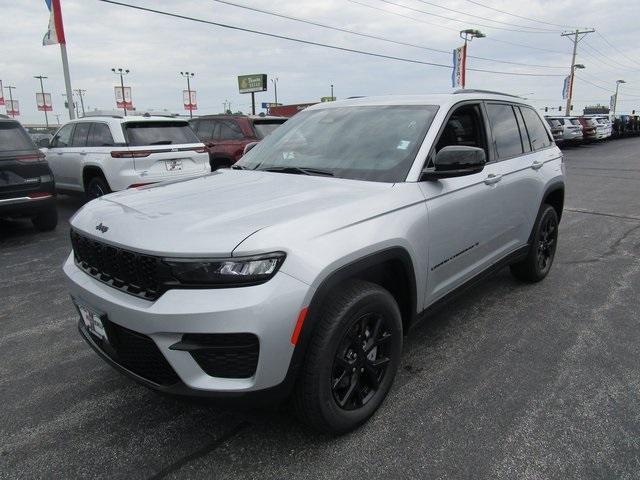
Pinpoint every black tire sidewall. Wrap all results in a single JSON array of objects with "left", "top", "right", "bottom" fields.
[
  {"left": 313, "top": 287, "right": 402, "bottom": 433},
  {"left": 86, "top": 176, "right": 110, "bottom": 200},
  {"left": 531, "top": 205, "right": 558, "bottom": 278},
  {"left": 32, "top": 208, "right": 58, "bottom": 232}
]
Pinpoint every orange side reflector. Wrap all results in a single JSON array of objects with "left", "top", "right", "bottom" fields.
[{"left": 290, "top": 307, "right": 308, "bottom": 345}]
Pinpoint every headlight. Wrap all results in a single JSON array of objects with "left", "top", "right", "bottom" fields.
[{"left": 164, "top": 252, "right": 285, "bottom": 286}]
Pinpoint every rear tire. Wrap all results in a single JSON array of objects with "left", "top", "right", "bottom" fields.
[
  {"left": 86, "top": 175, "right": 111, "bottom": 200},
  {"left": 294, "top": 280, "right": 403, "bottom": 435},
  {"left": 32, "top": 208, "right": 58, "bottom": 232},
  {"left": 510, "top": 204, "right": 559, "bottom": 282}
]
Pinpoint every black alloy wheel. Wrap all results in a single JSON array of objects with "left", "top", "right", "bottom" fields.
[{"left": 331, "top": 312, "right": 392, "bottom": 410}]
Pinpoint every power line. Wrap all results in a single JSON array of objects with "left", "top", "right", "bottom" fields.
[
  {"left": 212, "top": 0, "right": 565, "bottom": 69},
  {"left": 96, "top": 0, "right": 565, "bottom": 77},
  {"left": 460, "top": 0, "right": 580, "bottom": 29},
  {"left": 596, "top": 31, "right": 640, "bottom": 68},
  {"left": 411, "top": 0, "right": 560, "bottom": 33},
  {"left": 373, "top": 0, "right": 558, "bottom": 34},
  {"left": 581, "top": 41, "right": 640, "bottom": 72},
  {"left": 347, "top": 0, "right": 567, "bottom": 54},
  {"left": 574, "top": 75, "right": 640, "bottom": 98}
]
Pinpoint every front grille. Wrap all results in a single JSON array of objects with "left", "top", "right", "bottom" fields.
[
  {"left": 179, "top": 333, "right": 259, "bottom": 379},
  {"left": 71, "top": 230, "right": 169, "bottom": 300},
  {"left": 101, "top": 320, "right": 180, "bottom": 386}
]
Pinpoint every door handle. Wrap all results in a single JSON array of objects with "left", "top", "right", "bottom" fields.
[
  {"left": 484, "top": 173, "right": 502, "bottom": 185},
  {"left": 531, "top": 160, "right": 544, "bottom": 170}
]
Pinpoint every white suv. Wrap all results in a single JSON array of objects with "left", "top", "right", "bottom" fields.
[
  {"left": 64, "top": 91, "right": 565, "bottom": 434},
  {"left": 45, "top": 116, "right": 209, "bottom": 198}
]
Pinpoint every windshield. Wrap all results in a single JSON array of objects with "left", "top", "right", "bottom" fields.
[
  {"left": 123, "top": 121, "right": 200, "bottom": 146},
  {"left": 238, "top": 105, "right": 438, "bottom": 182},
  {"left": 0, "top": 122, "right": 36, "bottom": 153},
  {"left": 569, "top": 119, "right": 581, "bottom": 126},
  {"left": 253, "top": 120, "right": 286, "bottom": 139}
]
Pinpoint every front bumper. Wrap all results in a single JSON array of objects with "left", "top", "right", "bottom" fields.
[{"left": 64, "top": 253, "right": 310, "bottom": 398}]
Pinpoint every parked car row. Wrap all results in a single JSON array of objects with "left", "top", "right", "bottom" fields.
[
  {"left": 612, "top": 115, "right": 640, "bottom": 138},
  {"left": 544, "top": 115, "right": 613, "bottom": 145},
  {"left": 1, "top": 114, "right": 287, "bottom": 232}
]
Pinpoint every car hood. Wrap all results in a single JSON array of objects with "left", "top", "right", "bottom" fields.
[{"left": 70, "top": 170, "right": 394, "bottom": 256}]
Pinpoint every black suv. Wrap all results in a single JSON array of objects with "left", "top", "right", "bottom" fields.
[{"left": 0, "top": 118, "right": 57, "bottom": 231}]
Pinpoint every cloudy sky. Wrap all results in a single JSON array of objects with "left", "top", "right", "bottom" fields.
[{"left": 3, "top": 0, "right": 640, "bottom": 124}]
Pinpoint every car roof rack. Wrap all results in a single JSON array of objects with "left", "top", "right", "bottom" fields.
[{"left": 453, "top": 89, "right": 521, "bottom": 98}]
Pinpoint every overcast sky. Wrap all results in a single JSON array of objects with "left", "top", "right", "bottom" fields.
[{"left": 3, "top": 0, "right": 640, "bottom": 124}]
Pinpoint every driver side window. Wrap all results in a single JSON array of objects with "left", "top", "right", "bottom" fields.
[
  {"left": 50, "top": 123, "right": 74, "bottom": 148},
  {"left": 428, "top": 104, "right": 487, "bottom": 167}
]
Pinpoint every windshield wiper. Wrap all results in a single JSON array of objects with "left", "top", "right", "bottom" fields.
[{"left": 261, "top": 166, "right": 334, "bottom": 177}]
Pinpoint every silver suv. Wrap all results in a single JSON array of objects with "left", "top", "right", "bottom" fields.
[{"left": 64, "top": 91, "right": 565, "bottom": 434}]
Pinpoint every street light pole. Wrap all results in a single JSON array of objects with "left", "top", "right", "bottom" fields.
[
  {"left": 180, "top": 72, "right": 195, "bottom": 118},
  {"left": 5, "top": 85, "right": 16, "bottom": 118},
  {"left": 34, "top": 75, "right": 49, "bottom": 127},
  {"left": 271, "top": 77, "right": 278, "bottom": 104},
  {"left": 561, "top": 29, "right": 595, "bottom": 116},
  {"left": 613, "top": 80, "right": 626, "bottom": 117},
  {"left": 111, "top": 68, "right": 130, "bottom": 117},
  {"left": 74, "top": 89, "right": 86, "bottom": 117},
  {"left": 331, "top": 84, "right": 334, "bottom": 99},
  {"left": 459, "top": 29, "right": 485, "bottom": 89}
]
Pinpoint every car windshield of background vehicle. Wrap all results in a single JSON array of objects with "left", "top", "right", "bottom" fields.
[
  {"left": 253, "top": 121, "right": 286, "bottom": 139},
  {"left": 0, "top": 123, "right": 36, "bottom": 153},
  {"left": 123, "top": 122, "right": 200, "bottom": 146},
  {"left": 238, "top": 105, "right": 439, "bottom": 182},
  {"left": 570, "top": 119, "right": 581, "bottom": 126}
]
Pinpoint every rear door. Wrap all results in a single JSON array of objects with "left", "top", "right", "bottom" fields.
[
  {"left": 0, "top": 121, "right": 49, "bottom": 200},
  {"left": 63, "top": 121, "right": 91, "bottom": 189},
  {"left": 46, "top": 123, "right": 77, "bottom": 190},
  {"left": 121, "top": 120, "right": 208, "bottom": 179},
  {"left": 215, "top": 119, "right": 248, "bottom": 162}
]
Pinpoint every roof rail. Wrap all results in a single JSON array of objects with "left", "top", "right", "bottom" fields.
[{"left": 453, "top": 89, "right": 521, "bottom": 98}]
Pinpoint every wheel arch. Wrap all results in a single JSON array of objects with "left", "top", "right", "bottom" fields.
[
  {"left": 82, "top": 165, "right": 109, "bottom": 191},
  {"left": 542, "top": 182, "right": 565, "bottom": 221}
]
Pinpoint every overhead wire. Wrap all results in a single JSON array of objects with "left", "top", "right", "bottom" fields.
[
  {"left": 212, "top": 0, "right": 566, "bottom": 68},
  {"left": 459, "top": 0, "right": 581, "bottom": 29},
  {"left": 96, "top": 0, "right": 565, "bottom": 77}
]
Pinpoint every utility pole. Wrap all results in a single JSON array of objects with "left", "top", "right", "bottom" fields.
[
  {"left": 271, "top": 77, "right": 278, "bottom": 104},
  {"left": 561, "top": 28, "right": 595, "bottom": 116},
  {"left": 34, "top": 75, "right": 50, "bottom": 127},
  {"left": 613, "top": 79, "right": 626, "bottom": 117},
  {"left": 111, "top": 68, "right": 130, "bottom": 116},
  {"left": 180, "top": 72, "right": 195, "bottom": 118},
  {"left": 459, "top": 29, "right": 485, "bottom": 89},
  {"left": 55, "top": 114, "right": 61, "bottom": 125},
  {"left": 5, "top": 85, "right": 16, "bottom": 118},
  {"left": 74, "top": 89, "right": 86, "bottom": 117},
  {"left": 331, "top": 84, "right": 334, "bottom": 99}
]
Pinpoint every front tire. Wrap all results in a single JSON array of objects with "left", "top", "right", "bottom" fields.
[
  {"left": 510, "top": 204, "right": 559, "bottom": 282},
  {"left": 32, "top": 208, "right": 58, "bottom": 232},
  {"left": 294, "top": 280, "right": 403, "bottom": 435}
]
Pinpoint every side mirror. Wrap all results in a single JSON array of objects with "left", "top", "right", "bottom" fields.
[
  {"left": 243, "top": 141, "right": 259, "bottom": 155},
  {"left": 37, "top": 138, "right": 51, "bottom": 149},
  {"left": 421, "top": 145, "right": 486, "bottom": 181}
]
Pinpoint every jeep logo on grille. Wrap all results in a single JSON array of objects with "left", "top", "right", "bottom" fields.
[{"left": 95, "top": 223, "right": 109, "bottom": 234}]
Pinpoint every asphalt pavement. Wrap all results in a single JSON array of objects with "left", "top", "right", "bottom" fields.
[{"left": 1, "top": 138, "right": 640, "bottom": 479}]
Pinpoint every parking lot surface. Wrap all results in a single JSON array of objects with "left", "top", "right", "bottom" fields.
[{"left": 2, "top": 139, "right": 640, "bottom": 479}]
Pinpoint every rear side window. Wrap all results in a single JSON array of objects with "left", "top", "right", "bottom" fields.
[
  {"left": 71, "top": 122, "right": 91, "bottom": 147},
  {"left": 218, "top": 120, "right": 244, "bottom": 140},
  {"left": 123, "top": 121, "right": 200, "bottom": 146},
  {"left": 0, "top": 122, "right": 35, "bottom": 152},
  {"left": 50, "top": 123, "right": 74, "bottom": 148},
  {"left": 486, "top": 104, "right": 523, "bottom": 159},
  {"left": 87, "top": 123, "right": 114, "bottom": 147},
  {"left": 519, "top": 107, "right": 552, "bottom": 151},
  {"left": 253, "top": 121, "right": 285, "bottom": 139},
  {"left": 191, "top": 119, "right": 216, "bottom": 141}
]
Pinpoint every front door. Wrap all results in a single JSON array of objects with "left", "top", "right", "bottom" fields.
[{"left": 419, "top": 103, "right": 504, "bottom": 305}]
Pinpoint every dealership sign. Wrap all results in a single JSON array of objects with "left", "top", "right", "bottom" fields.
[
  {"left": 6, "top": 100, "right": 19, "bottom": 116},
  {"left": 238, "top": 74, "right": 267, "bottom": 94},
  {"left": 183, "top": 90, "right": 197, "bottom": 111},
  {"left": 36, "top": 92, "right": 53, "bottom": 111},
  {"left": 0, "top": 80, "right": 4, "bottom": 106},
  {"left": 115, "top": 86, "right": 133, "bottom": 110}
]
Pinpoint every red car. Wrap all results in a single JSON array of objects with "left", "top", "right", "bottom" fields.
[
  {"left": 576, "top": 116, "right": 598, "bottom": 142},
  {"left": 189, "top": 115, "right": 287, "bottom": 170}
]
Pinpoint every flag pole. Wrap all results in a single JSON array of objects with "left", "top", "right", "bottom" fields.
[{"left": 60, "top": 42, "right": 75, "bottom": 120}]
